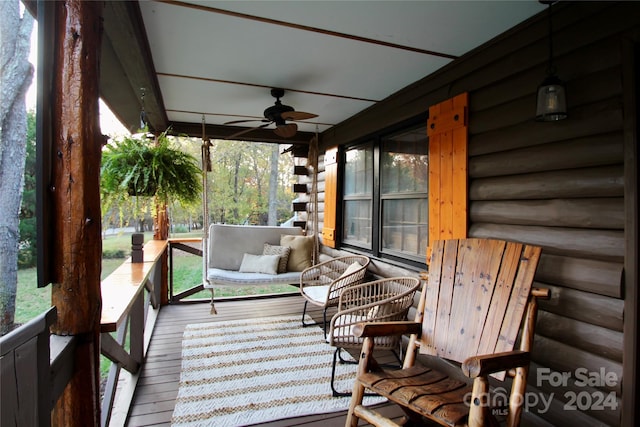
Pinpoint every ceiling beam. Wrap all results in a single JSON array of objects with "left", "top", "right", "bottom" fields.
[
  {"left": 100, "top": 1, "right": 167, "bottom": 133},
  {"left": 169, "top": 122, "right": 315, "bottom": 144}
]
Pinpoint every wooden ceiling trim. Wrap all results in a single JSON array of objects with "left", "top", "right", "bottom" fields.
[
  {"left": 155, "top": 0, "right": 458, "bottom": 60},
  {"left": 157, "top": 72, "right": 380, "bottom": 103}
]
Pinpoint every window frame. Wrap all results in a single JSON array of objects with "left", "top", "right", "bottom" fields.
[{"left": 340, "top": 118, "right": 428, "bottom": 268}]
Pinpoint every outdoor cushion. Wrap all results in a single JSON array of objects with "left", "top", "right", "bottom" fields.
[
  {"left": 207, "top": 268, "right": 301, "bottom": 286},
  {"left": 263, "top": 243, "right": 291, "bottom": 273},
  {"left": 208, "top": 224, "right": 302, "bottom": 271},
  {"left": 302, "top": 285, "right": 330, "bottom": 304},
  {"left": 239, "top": 253, "right": 280, "bottom": 275},
  {"left": 337, "top": 261, "right": 362, "bottom": 280},
  {"left": 280, "top": 234, "right": 314, "bottom": 271}
]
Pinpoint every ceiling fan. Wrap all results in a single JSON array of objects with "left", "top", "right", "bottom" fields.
[{"left": 225, "top": 88, "right": 318, "bottom": 139}]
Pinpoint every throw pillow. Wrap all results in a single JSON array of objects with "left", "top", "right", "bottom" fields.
[
  {"left": 263, "top": 243, "right": 291, "bottom": 273},
  {"left": 238, "top": 253, "right": 280, "bottom": 275},
  {"left": 280, "top": 234, "right": 314, "bottom": 272},
  {"left": 338, "top": 261, "right": 363, "bottom": 280}
]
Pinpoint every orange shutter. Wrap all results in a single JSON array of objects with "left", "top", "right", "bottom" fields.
[
  {"left": 427, "top": 92, "right": 469, "bottom": 260},
  {"left": 321, "top": 147, "right": 338, "bottom": 248}
]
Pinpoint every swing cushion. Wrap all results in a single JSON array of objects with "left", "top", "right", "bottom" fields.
[
  {"left": 206, "top": 268, "right": 302, "bottom": 286},
  {"left": 205, "top": 224, "right": 307, "bottom": 288},
  {"left": 208, "top": 224, "right": 303, "bottom": 271}
]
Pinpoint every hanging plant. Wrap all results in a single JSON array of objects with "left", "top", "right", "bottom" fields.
[{"left": 100, "top": 129, "right": 202, "bottom": 219}]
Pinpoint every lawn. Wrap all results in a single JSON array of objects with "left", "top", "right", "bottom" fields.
[
  {"left": 15, "top": 230, "right": 296, "bottom": 378},
  {"left": 16, "top": 230, "right": 297, "bottom": 322}
]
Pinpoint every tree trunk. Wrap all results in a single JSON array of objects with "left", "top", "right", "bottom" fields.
[
  {"left": 268, "top": 144, "right": 279, "bottom": 225},
  {"left": 49, "top": 1, "right": 103, "bottom": 424},
  {"left": 0, "top": 1, "right": 34, "bottom": 335},
  {"left": 154, "top": 202, "right": 169, "bottom": 240}
]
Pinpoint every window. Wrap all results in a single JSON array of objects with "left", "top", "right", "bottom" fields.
[
  {"left": 342, "top": 124, "right": 428, "bottom": 263},
  {"left": 343, "top": 145, "right": 373, "bottom": 247},
  {"left": 381, "top": 130, "right": 429, "bottom": 260}
]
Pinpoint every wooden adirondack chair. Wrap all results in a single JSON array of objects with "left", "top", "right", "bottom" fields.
[{"left": 346, "top": 238, "right": 548, "bottom": 427}]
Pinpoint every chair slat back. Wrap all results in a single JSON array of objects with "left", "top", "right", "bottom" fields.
[{"left": 420, "top": 239, "right": 541, "bottom": 365}]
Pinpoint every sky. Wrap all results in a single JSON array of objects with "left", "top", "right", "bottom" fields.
[{"left": 25, "top": 18, "right": 130, "bottom": 137}]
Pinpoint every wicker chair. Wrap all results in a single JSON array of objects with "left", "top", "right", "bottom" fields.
[
  {"left": 328, "top": 277, "right": 421, "bottom": 396},
  {"left": 299, "top": 255, "right": 370, "bottom": 338}
]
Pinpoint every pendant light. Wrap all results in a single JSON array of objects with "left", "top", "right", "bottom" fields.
[{"left": 536, "top": 1, "right": 567, "bottom": 121}]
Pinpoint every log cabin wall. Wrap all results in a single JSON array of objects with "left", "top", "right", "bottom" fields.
[{"left": 309, "top": 2, "right": 638, "bottom": 426}]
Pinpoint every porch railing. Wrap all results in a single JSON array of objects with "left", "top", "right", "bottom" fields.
[
  {"left": 99, "top": 239, "right": 167, "bottom": 426},
  {"left": 1, "top": 235, "right": 296, "bottom": 427},
  {"left": 0, "top": 307, "right": 77, "bottom": 427},
  {"left": 1, "top": 239, "right": 169, "bottom": 427},
  {"left": 168, "top": 237, "right": 205, "bottom": 302}
]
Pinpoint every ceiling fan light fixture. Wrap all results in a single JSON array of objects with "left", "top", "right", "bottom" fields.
[
  {"left": 264, "top": 102, "right": 294, "bottom": 125},
  {"left": 274, "top": 123, "right": 298, "bottom": 138},
  {"left": 224, "top": 88, "right": 317, "bottom": 139}
]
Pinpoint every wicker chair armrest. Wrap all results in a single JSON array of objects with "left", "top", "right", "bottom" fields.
[
  {"left": 462, "top": 350, "right": 530, "bottom": 378},
  {"left": 299, "top": 255, "right": 369, "bottom": 286}
]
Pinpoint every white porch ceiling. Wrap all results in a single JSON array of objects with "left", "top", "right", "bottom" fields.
[{"left": 138, "top": 0, "right": 545, "bottom": 138}]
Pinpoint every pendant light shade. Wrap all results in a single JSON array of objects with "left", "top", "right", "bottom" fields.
[
  {"left": 536, "top": 74, "right": 567, "bottom": 121},
  {"left": 535, "top": 1, "right": 567, "bottom": 122}
]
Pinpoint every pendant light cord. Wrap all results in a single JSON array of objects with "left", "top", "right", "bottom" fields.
[{"left": 546, "top": 1, "right": 555, "bottom": 75}]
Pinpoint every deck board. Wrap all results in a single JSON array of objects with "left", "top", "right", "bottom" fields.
[{"left": 124, "top": 295, "right": 404, "bottom": 426}]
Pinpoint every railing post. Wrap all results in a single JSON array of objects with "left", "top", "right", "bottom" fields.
[{"left": 130, "top": 292, "right": 145, "bottom": 365}]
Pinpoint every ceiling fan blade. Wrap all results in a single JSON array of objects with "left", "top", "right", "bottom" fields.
[
  {"left": 227, "top": 122, "right": 272, "bottom": 140},
  {"left": 274, "top": 123, "right": 298, "bottom": 138},
  {"left": 224, "top": 119, "right": 268, "bottom": 125},
  {"left": 281, "top": 111, "right": 318, "bottom": 121}
]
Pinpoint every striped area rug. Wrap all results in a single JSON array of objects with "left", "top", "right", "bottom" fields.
[{"left": 171, "top": 315, "right": 385, "bottom": 426}]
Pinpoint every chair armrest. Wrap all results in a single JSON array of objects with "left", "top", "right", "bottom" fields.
[
  {"left": 299, "top": 255, "right": 368, "bottom": 285},
  {"left": 352, "top": 321, "right": 422, "bottom": 338},
  {"left": 532, "top": 287, "right": 551, "bottom": 300},
  {"left": 462, "top": 350, "right": 530, "bottom": 378},
  {"left": 299, "top": 259, "right": 329, "bottom": 282}
]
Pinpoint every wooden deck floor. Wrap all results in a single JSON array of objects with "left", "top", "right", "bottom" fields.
[{"left": 125, "top": 294, "right": 403, "bottom": 426}]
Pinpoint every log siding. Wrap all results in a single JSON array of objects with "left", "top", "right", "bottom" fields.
[{"left": 312, "top": 2, "right": 638, "bottom": 425}]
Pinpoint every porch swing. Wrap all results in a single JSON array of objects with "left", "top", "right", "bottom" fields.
[
  {"left": 198, "top": 124, "right": 369, "bottom": 317},
  {"left": 198, "top": 121, "right": 322, "bottom": 315}
]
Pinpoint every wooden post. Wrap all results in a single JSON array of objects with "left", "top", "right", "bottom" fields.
[{"left": 49, "top": 1, "right": 103, "bottom": 425}]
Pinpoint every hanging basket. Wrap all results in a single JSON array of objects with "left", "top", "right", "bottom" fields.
[
  {"left": 127, "top": 180, "right": 158, "bottom": 197},
  {"left": 101, "top": 129, "right": 202, "bottom": 209}
]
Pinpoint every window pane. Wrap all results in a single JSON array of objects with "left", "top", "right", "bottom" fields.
[
  {"left": 381, "top": 129, "right": 428, "bottom": 194},
  {"left": 381, "top": 198, "right": 428, "bottom": 259},
  {"left": 344, "top": 146, "right": 373, "bottom": 196},
  {"left": 343, "top": 200, "right": 372, "bottom": 248}
]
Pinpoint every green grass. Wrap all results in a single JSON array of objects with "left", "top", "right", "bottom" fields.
[
  {"left": 15, "top": 258, "right": 126, "bottom": 324},
  {"left": 16, "top": 230, "right": 295, "bottom": 321},
  {"left": 15, "top": 230, "right": 295, "bottom": 378}
]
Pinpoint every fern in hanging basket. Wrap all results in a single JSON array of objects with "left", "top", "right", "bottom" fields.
[{"left": 100, "top": 130, "right": 202, "bottom": 211}]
